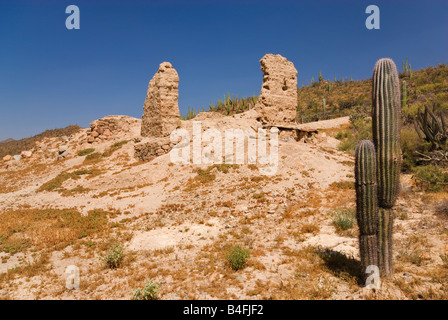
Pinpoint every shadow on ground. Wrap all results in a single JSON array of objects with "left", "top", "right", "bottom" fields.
[{"left": 316, "top": 247, "right": 363, "bottom": 285}]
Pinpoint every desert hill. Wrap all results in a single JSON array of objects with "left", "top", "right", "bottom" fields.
[
  {"left": 0, "top": 109, "right": 446, "bottom": 300},
  {"left": 0, "top": 61, "right": 447, "bottom": 300},
  {"left": 0, "top": 125, "right": 81, "bottom": 159},
  {"left": 0, "top": 138, "right": 15, "bottom": 145}
]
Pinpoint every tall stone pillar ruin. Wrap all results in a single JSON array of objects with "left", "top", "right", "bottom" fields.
[
  {"left": 254, "top": 54, "right": 298, "bottom": 124},
  {"left": 141, "top": 62, "right": 180, "bottom": 137}
]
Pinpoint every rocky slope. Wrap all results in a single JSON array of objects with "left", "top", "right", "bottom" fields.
[{"left": 0, "top": 110, "right": 446, "bottom": 300}]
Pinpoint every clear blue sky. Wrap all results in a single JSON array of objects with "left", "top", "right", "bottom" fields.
[{"left": 0, "top": 0, "right": 447, "bottom": 140}]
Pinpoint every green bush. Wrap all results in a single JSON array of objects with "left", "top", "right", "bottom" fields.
[
  {"left": 132, "top": 280, "right": 160, "bottom": 300},
  {"left": 103, "top": 243, "right": 123, "bottom": 269},
  {"left": 77, "top": 148, "right": 95, "bottom": 156},
  {"left": 37, "top": 169, "right": 101, "bottom": 192},
  {"left": 227, "top": 245, "right": 250, "bottom": 271},
  {"left": 84, "top": 152, "right": 102, "bottom": 163},
  {"left": 440, "top": 253, "right": 448, "bottom": 268},
  {"left": 335, "top": 131, "right": 349, "bottom": 140},
  {"left": 337, "top": 97, "right": 357, "bottom": 110},
  {"left": 332, "top": 208, "right": 356, "bottom": 231},
  {"left": 435, "top": 199, "right": 448, "bottom": 219},
  {"left": 102, "top": 140, "right": 129, "bottom": 157},
  {"left": 337, "top": 116, "right": 372, "bottom": 154},
  {"left": 413, "top": 165, "right": 448, "bottom": 192},
  {"left": 401, "top": 127, "right": 432, "bottom": 171}
]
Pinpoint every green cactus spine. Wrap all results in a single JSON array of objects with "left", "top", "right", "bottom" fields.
[
  {"left": 372, "top": 58, "right": 402, "bottom": 277},
  {"left": 355, "top": 140, "right": 379, "bottom": 279}
]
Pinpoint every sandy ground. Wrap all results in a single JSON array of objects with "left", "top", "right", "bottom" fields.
[{"left": 0, "top": 111, "right": 446, "bottom": 300}]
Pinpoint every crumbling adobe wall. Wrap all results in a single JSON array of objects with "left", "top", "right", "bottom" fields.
[{"left": 254, "top": 54, "right": 298, "bottom": 124}]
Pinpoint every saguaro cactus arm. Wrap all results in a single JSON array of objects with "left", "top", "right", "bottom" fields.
[{"left": 355, "top": 140, "right": 379, "bottom": 277}]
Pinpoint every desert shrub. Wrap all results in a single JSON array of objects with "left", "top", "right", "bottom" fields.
[
  {"left": 338, "top": 116, "right": 372, "bottom": 154},
  {"left": 77, "top": 148, "right": 95, "bottom": 156},
  {"left": 332, "top": 208, "right": 356, "bottom": 231},
  {"left": 402, "top": 102, "right": 423, "bottom": 124},
  {"left": 194, "top": 169, "right": 216, "bottom": 183},
  {"left": 0, "top": 208, "right": 110, "bottom": 252},
  {"left": 208, "top": 163, "right": 239, "bottom": 174},
  {"left": 102, "top": 140, "right": 129, "bottom": 157},
  {"left": 60, "top": 185, "right": 92, "bottom": 197},
  {"left": 397, "top": 249, "right": 430, "bottom": 266},
  {"left": 401, "top": 127, "right": 432, "bottom": 171},
  {"left": 227, "top": 245, "right": 250, "bottom": 271},
  {"left": 337, "top": 133, "right": 357, "bottom": 153},
  {"left": 1, "top": 238, "right": 30, "bottom": 254},
  {"left": 435, "top": 199, "right": 448, "bottom": 219},
  {"left": 84, "top": 152, "right": 102, "bottom": 161},
  {"left": 413, "top": 165, "right": 448, "bottom": 192},
  {"left": 335, "top": 131, "right": 349, "bottom": 140},
  {"left": 434, "top": 93, "right": 448, "bottom": 112},
  {"left": 132, "top": 280, "right": 160, "bottom": 300},
  {"left": 329, "top": 180, "right": 355, "bottom": 190},
  {"left": 103, "top": 243, "right": 123, "bottom": 269},
  {"left": 299, "top": 222, "right": 320, "bottom": 234},
  {"left": 440, "top": 253, "right": 448, "bottom": 268},
  {"left": 37, "top": 169, "right": 102, "bottom": 192},
  {"left": 338, "top": 97, "right": 357, "bottom": 110}
]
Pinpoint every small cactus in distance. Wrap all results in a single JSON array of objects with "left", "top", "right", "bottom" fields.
[
  {"left": 318, "top": 71, "right": 324, "bottom": 82},
  {"left": 322, "top": 98, "right": 326, "bottom": 119},
  {"left": 402, "top": 58, "right": 413, "bottom": 79},
  {"left": 401, "top": 81, "right": 407, "bottom": 108}
]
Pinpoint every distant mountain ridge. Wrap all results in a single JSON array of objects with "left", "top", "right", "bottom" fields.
[
  {"left": 0, "top": 138, "right": 15, "bottom": 144},
  {"left": 0, "top": 125, "right": 82, "bottom": 158}
]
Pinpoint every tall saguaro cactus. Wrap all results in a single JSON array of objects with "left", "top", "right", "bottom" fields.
[
  {"left": 355, "top": 140, "right": 379, "bottom": 281},
  {"left": 372, "top": 58, "right": 401, "bottom": 209},
  {"left": 372, "top": 58, "right": 401, "bottom": 277},
  {"left": 356, "top": 58, "right": 402, "bottom": 281}
]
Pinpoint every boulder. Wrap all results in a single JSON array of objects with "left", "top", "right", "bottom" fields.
[
  {"left": 59, "top": 146, "right": 68, "bottom": 154},
  {"left": 59, "top": 151, "right": 69, "bottom": 158},
  {"left": 21, "top": 150, "right": 33, "bottom": 158}
]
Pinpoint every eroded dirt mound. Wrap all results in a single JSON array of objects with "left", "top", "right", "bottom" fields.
[{"left": 0, "top": 111, "right": 446, "bottom": 300}]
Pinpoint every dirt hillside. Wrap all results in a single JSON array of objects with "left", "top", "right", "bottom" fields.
[{"left": 0, "top": 110, "right": 446, "bottom": 300}]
